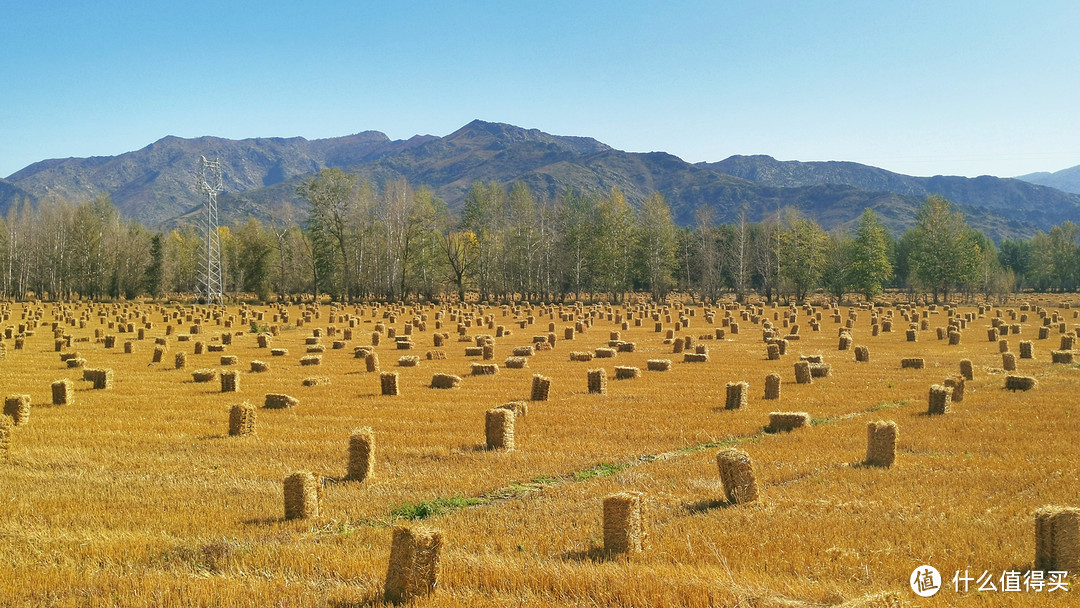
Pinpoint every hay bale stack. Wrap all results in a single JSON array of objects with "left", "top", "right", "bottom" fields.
[
  {"left": 398, "top": 355, "right": 420, "bottom": 367},
  {"left": 808, "top": 363, "right": 831, "bottom": 378},
  {"left": 228, "top": 403, "right": 256, "bottom": 436},
  {"left": 725, "top": 381, "right": 748, "bottom": 410},
  {"left": 794, "top": 361, "right": 812, "bottom": 384},
  {"left": 683, "top": 352, "right": 708, "bottom": 363},
  {"left": 988, "top": 327, "right": 999, "bottom": 342},
  {"left": 614, "top": 366, "right": 640, "bottom": 380},
  {"left": 587, "top": 369, "right": 607, "bottom": 394},
  {"left": 530, "top": 374, "right": 551, "bottom": 401},
  {"left": 192, "top": 369, "right": 217, "bottom": 383},
  {"left": 1005, "top": 375, "right": 1037, "bottom": 391},
  {"left": 123, "top": 341, "right": 135, "bottom": 354},
  {"left": 283, "top": 471, "right": 322, "bottom": 520},
  {"left": 595, "top": 347, "right": 616, "bottom": 359},
  {"left": 512, "top": 345, "right": 535, "bottom": 357},
  {"left": 766, "top": 343, "right": 780, "bottom": 360},
  {"left": 1002, "top": 352, "right": 1017, "bottom": 371},
  {"left": 564, "top": 327, "right": 575, "bottom": 340},
  {"left": 485, "top": 408, "right": 514, "bottom": 451},
  {"left": 250, "top": 360, "right": 269, "bottom": 373},
  {"left": 854, "top": 345, "right": 870, "bottom": 362},
  {"left": 906, "top": 329, "right": 917, "bottom": 342},
  {"left": 1051, "top": 350, "right": 1074, "bottom": 364},
  {"left": 603, "top": 491, "right": 646, "bottom": 554},
  {"left": 1035, "top": 506, "right": 1080, "bottom": 572},
  {"left": 1062, "top": 335, "right": 1076, "bottom": 350},
  {"left": 51, "top": 379, "right": 73, "bottom": 405},
  {"left": 300, "top": 355, "right": 322, "bottom": 366},
  {"left": 948, "top": 331, "right": 962, "bottom": 345},
  {"left": 152, "top": 346, "right": 166, "bottom": 363},
  {"left": 220, "top": 370, "right": 239, "bottom": 393},
  {"left": 347, "top": 427, "right": 375, "bottom": 482},
  {"left": 716, "top": 448, "right": 758, "bottom": 504},
  {"left": 380, "top": 371, "right": 399, "bottom": 396},
  {"left": 384, "top": 526, "right": 443, "bottom": 604},
  {"left": 503, "top": 356, "right": 528, "bottom": 369},
  {"left": 764, "top": 373, "right": 781, "bottom": 400},
  {"left": 220, "top": 355, "right": 238, "bottom": 366},
  {"left": 264, "top": 393, "right": 299, "bottom": 409},
  {"left": 901, "top": 358, "right": 924, "bottom": 369},
  {"left": 999, "top": 339, "right": 1010, "bottom": 353},
  {"left": 430, "top": 373, "right": 462, "bottom": 389},
  {"left": 960, "top": 359, "right": 974, "bottom": 381},
  {"left": 464, "top": 346, "right": 483, "bottom": 357},
  {"left": 838, "top": 333, "right": 853, "bottom": 350},
  {"left": 270, "top": 348, "right": 290, "bottom": 357},
  {"left": 927, "top": 384, "right": 952, "bottom": 415},
  {"left": 3, "top": 395, "right": 30, "bottom": 426},
  {"left": 497, "top": 401, "right": 528, "bottom": 417},
  {"left": 83, "top": 368, "right": 114, "bottom": 389},
  {"left": 569, "top": 351, "right": 593, "bottom": 362},
  {"left": 426, "top": 351, "right": 446, "bottom": 360},
  {"left": 941, "top": 375, "right": 967, "bottom": 403},
  {"left": 301, "top": 376, "right": 329, "bottom": 386},
  {"left": 174, "top": 352, "right": 187, "bottom": 369},
  {"left": 366, "top": 353, "right": 379, "bottom": 372},
  {"left": 646, "top": 359, "right": 671, "bottom": 371},
  {"left": 470, "top": 363, "right": 498, "bottom": 376},
  {"left": 616, "top": 341, "right": 635, "bottom": 353},
  {"left": 257, "top": 334, "right": 271, "bottom": 348},
  {"left": 1020, "top": 341, "right": 1034, "bottom": 359},
  {"left": 865, "top": 420, "right": 897, "bottom": 467}
]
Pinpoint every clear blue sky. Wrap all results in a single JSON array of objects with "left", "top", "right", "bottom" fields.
[{"left": 2, "top": 1, "right": 1078, "bottom": 179}]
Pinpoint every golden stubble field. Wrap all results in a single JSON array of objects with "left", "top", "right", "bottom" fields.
[{"left": 1, "top": 296, "right": 1079, "bottom": 607}]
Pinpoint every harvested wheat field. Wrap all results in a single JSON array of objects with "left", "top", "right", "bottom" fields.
[{"left": 1, "top": 297, "right": 1079, "bottom": 606}]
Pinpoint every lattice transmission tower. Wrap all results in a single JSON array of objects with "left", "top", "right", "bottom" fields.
[{"left": 197, "top": 156, "right": 224, "bottom": 304}]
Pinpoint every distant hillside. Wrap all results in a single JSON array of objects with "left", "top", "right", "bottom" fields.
[
  {"left": 1016, "top": 164, "right": 1080, "bottom": 195},
  {"left": 7, "top": 121, "right": 1078, "bottom": 241},
  {"left": 701, "top": 155, "right": 1080, "bottom": 230},
  {"left": 0, "top": 179, "right": 34, "bottom": 210}
]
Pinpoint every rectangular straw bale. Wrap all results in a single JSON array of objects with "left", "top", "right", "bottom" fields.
[
  {"left": 594, "top": 347, "right": 616, "bottom": 359},
  {"left": 485, "top": 408, "right": 514, "bottom": 450},
  {"left": 646, "top": 359, "right": 671, "bottom": 371},
  {"left": 725, "top": 381, "right": 748, "bottom": 410},
  {"left": 1005, "top": 375, "right": 1037, "bottom": 391},
  {"left": 384, "top": 526, "right": 443, "bottom": 604},
  {"left": 1035, "top": 506, "right": 1080, "bottom": 572},
  {"left": 683, "top": 352, "right": 708, "bottom": 363},
  {"left": 1051, "top": 350, "right": 1074, "bottom": 364},
  {"left": 431, "top": 373, "right": 463, "bottom": 389},
  {"left": 603, "top": 491, "right": 646, "bottom": 554},
  {"left": 927, "top": 384, "right": 952, "bottom": 415},
  {"left": 794, "top": 360, "right": 812, "bottom": 384},
  {"left": 3, "top": 395, "right": 30, "bottom": 426},
  {"left": 1002, "top": 352, "right": 1017, "bottom": 371},
  {"left": 901, "top": 358, "right": 924, "bottom": 369},
  {"left": 1020, "top": 341, "right": 1033, "bottom": 359},
  {"left": 513, "top": 345, "right": 535, "bottom": 357},
  {"left": 503, "top": 356, "right": 528, "bottom": 369},
  {"left": 943, "top": 376, "right": 964, "bottom": 402},
  {"left": 569, "top": 351, "right": 593, "bottom": 362},
  {"left": 497, "top": 401, "right": 528, "bottom": 417},
  {"left": 264, "top": 393, "right": 299, "bottom": 409},
  {"left": 366, "top": 352, "right": 380, "bottom": 372},
  {"left": 283, "top": 471, "right": 322, "bottom": 520},
  {"left": 347, "top": 427, "right": 374, "bottom": 482},
  {"left": 380, "top": 371, "right": 400, "bottom": 395},
  {"left": 767, "top": 411, "right": 810, "bottom": 432},
  {"left": 228, "top": 403, "right": 256, "bottom": 436},
  {"left": 0, "top": 416, "right": 10, "bottom": 460},
  {"left": 614, "top": 366, "right": 640, "bottom": 380},
  {"left": 764, "top": 373, "right": 781, "bottom": 399},
  {"left": 470, "top": 363, "right": 498, "bottom": 375},
  {"left": 808, "top": 362, "right": 831, "bottom": 378},
  {"left": 301, "top": 376, "right": 329, "bottom": 386},
  {"left": 174, "top": 351, "right": 187, "bottom": 369},
  {"left": 865, "top": 420, "right": 897, "bottom": 467},
  {"left": 220, "top": 370, "right": 239, "bottom": 392},
  {"left": 854, "top": 345, "right": 869, "bottom": 362},
  {"left": 716, "top": 448, "right": 758, "bottom": 504},
  {"left": 250, "top": 360, "right": 270, "bottom": 373},
  {"left": 960, "top": 359, "right": 974, "bottom": 381},
  {"left": 192, "top": 369, "right": 217, "bottom": 383},
  {"left": 530, "top": 374, "right": 551, "bottom": 401},
  {"left": 587, "top": 368, "right": 606, "bottom": 394},
  {"left": 398, "top": 355, "right": 420, "bottom": 367},
  {"left": 83, "top": 368, "right": 114, "bottom": 389},
  {"left": 51, "top": 379, "right": 73, "bottom": 405},
  {"left": 270, "top": 348, "right": 289, "bottom": 357}
]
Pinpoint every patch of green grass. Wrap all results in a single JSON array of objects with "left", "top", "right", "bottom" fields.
[
  {"left": 389, "top": 495, "right": 483, "bottom": 521},
  {"left": 572, "top": 461, "right": 630, "bottom": 481}
]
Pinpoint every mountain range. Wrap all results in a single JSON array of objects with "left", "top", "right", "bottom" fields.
[{"left": 4, "top": 120, "right": 1079, "bottom": 241}]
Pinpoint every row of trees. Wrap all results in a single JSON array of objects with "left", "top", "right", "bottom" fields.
[{"left": 1, "top": 171, "right": 1078, "bottom": 303}]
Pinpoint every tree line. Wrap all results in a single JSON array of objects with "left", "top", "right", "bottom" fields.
[{"left": 2, "top": 168, "right": 1078, "bottom": 303}]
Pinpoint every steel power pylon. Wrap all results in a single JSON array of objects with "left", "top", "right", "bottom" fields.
[{"left": 197, "top": 156, "right": 224, "bottom": 304}]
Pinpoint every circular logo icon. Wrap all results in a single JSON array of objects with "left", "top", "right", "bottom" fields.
[{"left": 910, "top": 565, "right": 942, "bottom": 597}]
